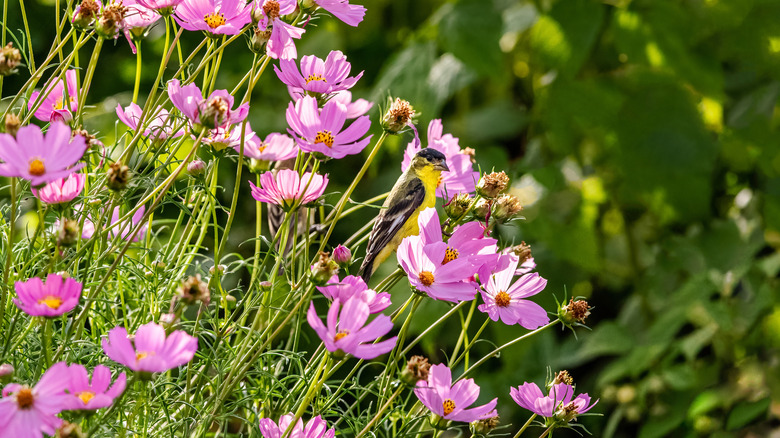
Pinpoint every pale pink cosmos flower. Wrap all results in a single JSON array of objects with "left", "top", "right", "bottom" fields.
[
  {"left": 397, "top": 234, "right": 477, "bottom": 303},
  {"left": 240, "top": 132, "right": 298, "bottom": 162},
  {"left": 510, "top": 382, "right": 598, "bottom": 419},
  {"left": 259, "top": 414, "right": 335, "bottom": 438},
  {"left": 0, "top": 123, "right": 88, "bottom": 187},
  {"left": 116, "top": 103, "right": 185, "bottom": 143},
  {"left": 417, "top": 208, "right": 499, "bottom": 276},
  {"left": 202, "top": 123, "right": 257, "bottom": 152},
  {"left": 307, "top": 296, "right": 397, "bottom": 360},
  {"left": 330, "top": 90, "right": 372, "bottom": 119},
  {"left": 120, "top": 0, "right": 160, "bottom": 53},
  {"left": 31, "top": 172, "right": 86, "bottom": 205},
  {"left": 13, "top": 273, "right": 83, "bottom": 318},
  {"left": 167, "top": 79, "right": 249, "bottom": 130},
  {"left": 314, "top": 0, "right": 366, "bottom": 27},
  {"left": 64, "top": 364, "right": 127, "bottom": 410},
  {"left": 109, "top": 205, "right": 148, "bottom": 242},
  {"left": 174, "top": 0, "right": 251, "bottom": 35},
  {"left": 317, "top": 274, "right": 391, "bottom": 314},
  {"left": 28, "top": 70, "right": 79, "bottom": 123},
  {"left": 414, "top": 363, "right": 497, "bottom": 423},
  {"left": 0, "top": 362, "right": 72, "bottom": 437},
  {"left": 402, "top": 119, "right": 480, "bottom": 198},
  {"left": 253, "top": 0, "right": 304, "bottom": 60},
  {"left": 102, "top": 322, "right": 198, "bottom": 373},
  {"left": 249, "top": 168, "right": 328, "bottom": 211},
  {"left": 136, "top": 0, "right": 184, "bottom": 12},
  {"left": 286, "top": 95, "right": 372, "bottom": 159},
  {"left": 478, "top": 252, "right": 549, "bottom": 329},
  {"left": 275, "top": 51, "right": 363, "bottom": 97}
]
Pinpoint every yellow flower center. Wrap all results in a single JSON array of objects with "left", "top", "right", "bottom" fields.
[
  {"left": 29, "top": 158, "right": 46, "bottom": 176},
  {"left": 256, "top": 142, "right": 267, "bottom": 153},
  {"left": 314, "top": 130, "right": 334, "bottom": 148},
  {"left": 203, "top": 12, "right": 226, "bottom": 29},
  {"left": 442, "top": 247, "right": 459, "bottom": 265},
  {"left": 437, "top": 175, "right": 443, "bottom": 188},
  {"left": 418, "top": 271, "right": 435, "bottom": 287},
  {"left": 442, "top": 398, "right": 456, "bottom": 416},
  {"left": 305, "top": 74, "right": 327, "bottom": 84},
  {"left": 77, "top": 391, "right": 96, "bottom": 405},
  {"left": 38, "top": 295, "right": 63, "bottom": 309},
  {"left": 16, "top": 387, "right": 34, "bottom": 409},
  {"left": 136, "top": 351, "right": 154, "bottom": 361},
  {"left": 495, "top": 291, "right": 511, "bottom": 308},
  {"left": 334, "top": 331, "right": 349, "bottom": 342},
  {"left": 54, "top": 96, "right": 76, "bottom": 110}
]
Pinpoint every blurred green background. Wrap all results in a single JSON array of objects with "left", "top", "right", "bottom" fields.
[{"left": 5, "top": 0, "right": 780, "bottom": 436}]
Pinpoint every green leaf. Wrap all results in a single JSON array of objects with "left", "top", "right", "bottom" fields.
[
  {"left": 436, "top": 0, "right": 504, "bottom": 78},
  {"left": 574, "top": 321, "right": 634, "bottom": 363},
  {"left": 726, "top": 397, "right": 770, "bottom": 430},
  {"left": 371, "top": 41, "right": 437, "bottom": 117}
]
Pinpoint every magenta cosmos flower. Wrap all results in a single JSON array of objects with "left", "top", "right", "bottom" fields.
[
  {"left": 249, "top": 168, "right": 328, "bottom": 211},
  {"left": 121, "top": 0, "right": 160, "bottom": 53},
  {"left": 167, "top": 79, "right": 249, "bottom": 130},
  {"left": 417, "top": 207, "right": 498, "bottom": 274},
  {"left": 478, "top": 253, "right": 548, "bottom": 329},
  {"left": 510, "top": 382, "right": 597, "bottom": 420},
  {"left": 307, "top": 296, "right": 397, "bottom": 360},
  {"left": 314, "top": 0, "right": 366, "bottom": 27},
  {"left": 397, "top": 234, "right": 477, "bottom": 303},
  {"left": 31, "top": 172, "right": 86, "bottom": 205},
  {"left": 174, "top": 0, "right": 251, "bottom": 35},
  {"left": 259, "top": 414, "right": 335, "bottom": 438},
  {"left": 28, "top": 70, "right": 79, "bottom": 123},
  {"left": 13, "top": 273, "right": 83, "bottom": 318},
  {"left": 64, "top": 364, "right": 127, "bottom": 410},
  {"left": 275, "top": 50, "right": 363, "bottom": 97},
  {"left": 202, "top": 122, "right": 257, "bottom": 152},
  {"left": 330, "top": 90, "right": 372, "bottom": 118},
  {"left": 116, "top": 103, "right": 185, "bottom": 144},
  {"left": 240, "top": 132, "right": 298, "bottom": 162},
  {"left": 414, "top": 364, "right": 497, "bottom": 423},
  {"left": 0, "top": 123, "right": 88, "bottom": 187},
  {"left": 0, "top": 361, "right": 72, "bottom": 438},
  {"left": 402, "top": 119, "right": 479, "bottom": 198},
  {"left": 286, "top": 95, "right": 372, "bottom": 159},
  {"left": 102, "top": 322, "right": 198, "bottom": 372},
  {"left": 317, "top": 274, "right": 391, "bottom": 314},
  {"left": 136, "top": 0, "right": 183, "bottom": 12},
  {"left": 253, "top": 0, "right": 304, "bottom": 60}
]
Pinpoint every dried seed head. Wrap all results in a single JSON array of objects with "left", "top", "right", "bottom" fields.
[
  {"left": 382, "top": 98, "right": 415, "bottom": 134},
  {"left": 56, "top": 421, "right": 86, "bottom": 438},
  {"left": 0, "top": 43, "right": 22, "bottom": 76},
  {"left": 444, "top": 193, "right": 472, "bottom": 219},
  {"left": 198, "top": 96, "right": 229, "bottom": 130},
  {"left": 251, "top": 28, "right": 272, "bottom": 53},
  {"left": 73, "top": 0, "right": 101, "bottom": 29},
  {"left": 72, "top": 128, "right": 101, "bottom": 148},
  {"left": 310, "top": 251, "right": 339, "bottom": 286},
  {"left": 476, "top": 171, "right": 509, "bottom": 199},
  {"left": 492, "top": 194, "right": 523, "bottom": 223},
  {"left": 96, "top": 2, "right": 128, "bottom": 39},
  {"left": 462, "top": 147, "right": 476, "bottom": 163},
  {"left": 106, "top": 162, "right": 131, "bottom": 191},
  {"left": 4, "top": 114, "right": 21, "bottom": 137},
  {"left": 57, "top": 218, "right": 80, "bottom": 247},
  {"left": 552, "top": 370, "right": 573, "bottom": 386},
  {"left": 470, "top": 415, "right": 500, "bottom": 435},
  {"left": 176, "top": 274, "right": 211, "bottom": 306},
  {"left": 400, "top": 355, "right": 431, "bottom": 385},
  {"left": 510, "top": 241, "right": 532, "bottom": 264},
  {"left": 560, "top": 298, "right": 591, "bottom": 325}
]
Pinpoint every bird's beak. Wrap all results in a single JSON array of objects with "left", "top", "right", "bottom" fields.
[{"left": 434, "top": 161, "right": 450, "bottom": 172}]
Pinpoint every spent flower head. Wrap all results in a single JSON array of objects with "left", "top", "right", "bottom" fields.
[
  {"left": 400, "top": 355, "right": 431, "bottom": 386},
  {"left": 4, "top": 114, "right": 20, "bottom": 137},
  {"left": 382, "top": 98, "right": 414, "bottom": 134},
  {"left": 0, "top": 43, "right": 22, "bottom": 76},
  {"left": 167, "top": 79, "right": 249, "bottom": 130},
  {"left": 476, "top": 171, "right": 509, "bottom": 199},
  {"left": 559, "top": 298, "right": 592, "bottom": 326},
  {"left": 96, "top": 1, "right": 128, "bottom": 38}
]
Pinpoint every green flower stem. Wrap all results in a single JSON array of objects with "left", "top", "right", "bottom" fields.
[
  {"left": 538, "top": 426, "right": 554, "bottom": 438},
  {"left": 0, "top": 0, "right": 6, "bottom": 96},
  {"left": 0, "top": 177, "right": 16, "bottom": 332},
  {"left": 450, "top": 317, "right": 491, "bottom": 370},
  {"left": 400, "top": 301, "right": 468, "bottom": 356},
  {"left": 248, "top": 174, "right": 263, "bottom": 288},
  {"left": 456, "top": 320, "right": 559, "bottom": 382},
  {"left": 76, "top": 36, "right": 104, "bottom": 123},
  {"left": 18, "top": 0, "right": 35, "bottom": 70},
  {"left": 449, "top": 299, "right": 478, "bottom": 364},
  {"left": 355, "top": 385, "right": 405, "bottom": 438},
  {"left": 132, "top": 40, "right": 142, "bottom": 103},
  {"left": 379, "top": 295, "right": 422, "bottom": 401},
  {"left": 1, "top": 318, "right": 34, "bottom": 361},
  {"left": 513, "top": 414, "right": 537, "bottom": 438},
  {"left": 42, "top": 318, "right": 52, "bottom": 367},
  {"left": 288, "top": 356, "right": 333, "bottom": 431}
]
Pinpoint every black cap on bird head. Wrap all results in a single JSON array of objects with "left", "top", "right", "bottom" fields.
[{"left": 412, "top": 148, "right": 449, "bottom": 172}]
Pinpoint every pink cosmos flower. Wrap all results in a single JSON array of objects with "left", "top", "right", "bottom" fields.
[
  {"left": 275, "top": 51, "right": 363, "bottom": 96},
  {"left": 202, "top": 123, "right": 257, "bottom": 152},
  {"left": 121, "top": 0, "right": 160, "bottom": 53},
  {"left": 286, "top": 95, "right": 372, "bottom": 159},
  {"left": 116, "top": 103, "right": 185, "bottom": 143},
  {"left": 510, "top": 382, "right": 597, "bottom": 419},
  {"left": 136, "top": 0, "right": 184, "bottom": 12},
  {"left": 0, "top": 122, "right": 87, "bottom": 187},
  {"left": 174, "top": 0, "right": 251, "bottom": 35},
  {"left": 0, "top": 362, "right": 72, "bottom": 437},
  {"left": 314, "top": 0, "right": 366, "bottom": 27},
  {"left": 397, "top": 234, "right": 477, "bottom": 303},
  {"left": 31, "top": 172, "right": 86, "bottom": 205},
  {"left": 240, "top": 132, "right": 298, "bottom": 162},
  {"left": 167, "top": 79, "right": 249, "bottom": 130},
  {"left": 64, "top": 364, "right": 127, "bottom": 410},
  {"left": 317, "top": 274, "right": 391, "bottom": 314},
  {"left": 259, "top": 414, "right": 335, "bottom": 438},
  {"left": 249, "top": 168, "right": 328, "bottom": 211},
  {"left": 253, "top": 0, "right": 304, "bottom": 60},
  {"left": 109, "top": 205, "right": 148, "bottom": 242},
  {"left": 28, "top": 70, "right": 80, "bottom": 123},
  {"left": 307, "top": 296, "right": 397, "bottom": 360},
  {"left": 13, "top": 273, "right": 83, "bottom": 318},
  {"left": 402, "top": 119, "right": 480, "bottom": 198},
  {"left": 331, "top": 90, "right": 372, "bottom": 119},
  {"left": 417, "top": 208, "right": 498, "bottom": 275},
  {"left": 478, "top": 253, "right": 548, "bottom": 329},
  {"left": 414, "top": 364, "right": 497, "bottom": 423},
  {"left": 102, "top": 322, "right": 198, "bottom": 372}
]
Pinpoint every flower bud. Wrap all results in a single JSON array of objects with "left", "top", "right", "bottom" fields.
[
  {"left": 198, "top": 96, "right": 229, "bottom": 130},
  {"left": 176, "top": 274, "right": 211, "bottom": 306},
  {"left": 188, "top": 159, "right": 206, "bottom": 176},
  {"left": 0, "top": 363, "right": 14, "bottom": 383},
  {"left": 444, "top": 193, "right": 471, "bottom": 219},
  {"left": 250, "top": 28, "right": 271, "bottom": 54},
  {"left": 96, "top": 2, "right": 127, "bottom": 39},
  {"left": 559, "top": 298, "right": 591, "bottom": 325},
  {"left": 470, "top": 415, "right": 500, "bottom": 436},
  {"left": 332, "top": 244, "right": 352, "bottom": 266},
  {"left": 106, "top": 162, "right": 131, "bottom": 191},
  {"left": 0, "top": 43, "right": 22, "bottom": 76},
  {"left": 4, "top": 114, "right": 20, "bottom": 137},
  {"left": 160, "top": 312, "right": 178, "bottom": 326},
  {"left": 476, "top": 171, "right": 509, "bottom": 199},
  {"left": 310, "top": 251, "right": 339, "bottom": 286},
  {"left": 399, "top": 355, "right": 430, "bottom": 386},
  {"left": 56, "top": 218, "right": 80, "bottom": 247},
  {"left": 382, "top": 98, "right": 415, "bottom": 134},
  {"left": 72, "top": 0, "right": 100, "bottom": 30},
  {"left": 56, "top": 421, "right": 85, "bottom": 438},
  {"left": 300, "top": 0, "right": 316, "bottom": 12},
  {"left": 492, "top": 194, "right": 523, "bottom": 223},
  {"left": 209, "top": 264, "right": 226, "bottom": 276}
]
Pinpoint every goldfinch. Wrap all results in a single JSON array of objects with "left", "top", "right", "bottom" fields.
[{"left": 359, "top": 148, "right": 449, "bottom": 282}]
